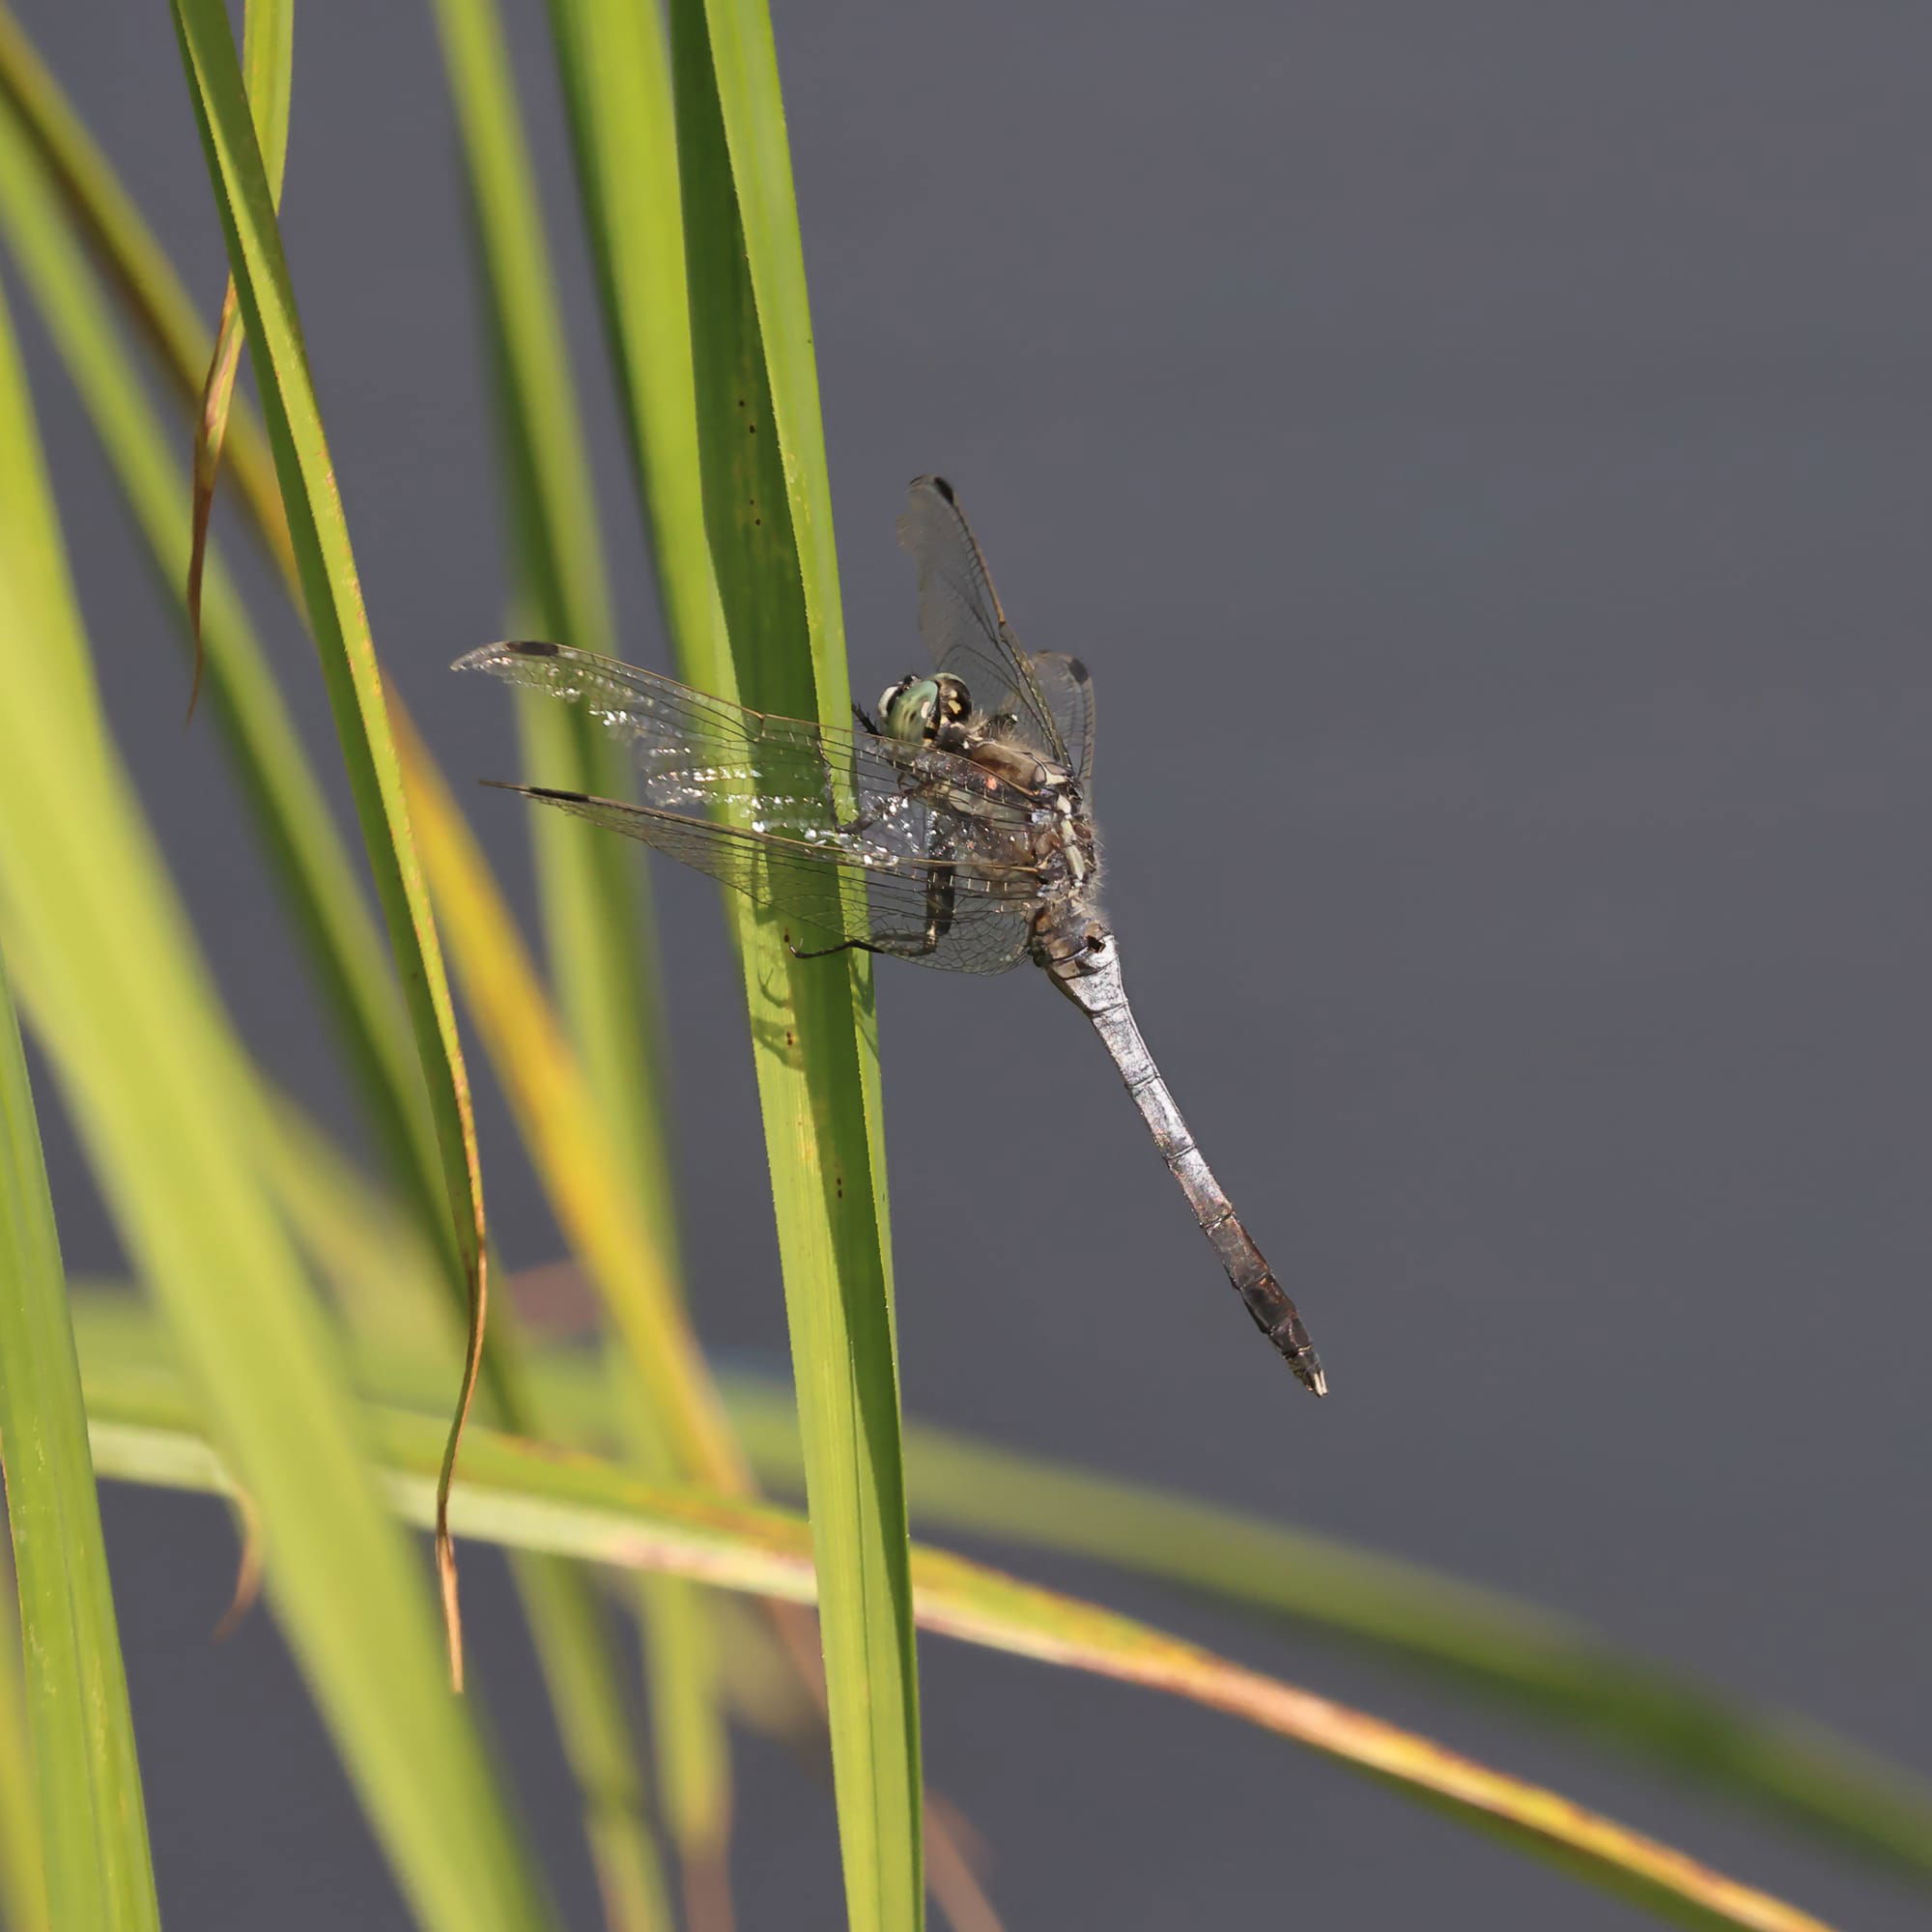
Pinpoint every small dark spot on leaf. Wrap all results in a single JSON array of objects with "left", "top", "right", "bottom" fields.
[{"left": 784, "top": 1029, "right": 795, "bottom": 1047}]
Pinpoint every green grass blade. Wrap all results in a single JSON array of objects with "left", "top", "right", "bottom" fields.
[
  {"left": 78, "top": 1367, "right": 1848, "bottom": 1932},
  {"left": 666, "top": 6, "right": 923, "bottom": 1921},
  {"left": 0, "top": 944, "right": 157, "bottom": 1930},
  {"left": 185, "top": 0, "right": 293, "bottom": 691},
  {"left": 167, "top": 0, "right": 495, "bottom": 1672},
  {"left": 0, "top": 275, "right": 554, "bottom": 1932},
  {"left": 542, "top": 7, "right": 923, "bottom": 1920},
  {"left": 541, "top": 0, "right": 730, "bottom": 687},
  {"left": 425, "top": 0, "right": 731, "bottom": 1898}
]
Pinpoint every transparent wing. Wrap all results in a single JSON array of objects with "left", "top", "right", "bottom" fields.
[
  {"left": 455, "top": 639, "right": 1042, "bottom": 875},
  {"left": 897, "top": 475, "right": 1069, "bottom": 766},
  {"left": 494, "top": 786, "right": 1037, "bottom": 975},
  {"left": 1023, "top": 651, "right": 1094, "bottom": 786}
]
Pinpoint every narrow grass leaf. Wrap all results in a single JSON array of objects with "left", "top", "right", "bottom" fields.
[
  {"left": 667, "top": 5, "right": 923, "bottom": 1921},
  {"left": 185, "top": 0, "right": 292, "bottom": 710},
  {"left": 80, "top": 1371, "right": 1846, "bottom": 1932},
  {"left": 0, "top": 941, "right": 157, "bottom": 1930},
  {"left": 168, "top": 0, "right": 492, "bottom": 1677},
  {"left": 0, "top": 277, "right": 554, "bottom": 1932}
]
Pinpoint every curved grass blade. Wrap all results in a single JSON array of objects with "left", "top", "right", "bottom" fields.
[
  {"left": 425, "top": 0, "right": 730, "bottom": 1905},
  {"left": 719, "top": 1378, "right": 1932, "bottom": 1891},
  {"left": 0, "top": 941, "right": 157, "bottom": 1931},
  {"left": 72, "top": 1281, "right": 1932, "bottom": 1912},
  {"left": 78, "top": 1371, "right": 1845, "bottom": 1932},
  {"left": 185, "top": 0, "right": 292, "bottom": 718},
  {"left": 168, "top": 0, "right": 491, "bottom": 1680},
  {"left": 0, "top": 276, "right": 555, "bottom": 1932}
]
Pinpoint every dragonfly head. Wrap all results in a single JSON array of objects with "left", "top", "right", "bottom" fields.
[{"left": 877, "top": 672, "right": 973, "bottom": 744}]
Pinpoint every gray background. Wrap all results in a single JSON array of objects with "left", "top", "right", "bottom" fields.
[{"left": 9, "top": 2, "right": 1931, "bottom": 1926}]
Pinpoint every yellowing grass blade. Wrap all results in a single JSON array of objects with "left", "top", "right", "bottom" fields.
[
  {"left": 185, "top": 0, "right": 292, "bottom": 715},
  {"left": 0, "top": 268, "right": 554, "bottom": 1932},
  {"left": 167, "top": 0, "right": 490, "bottom": 1679},
  {"left": 80, "top": 1369, "right": 1844, "bottom": 1932},
  {"left": 398, "top": 718, "right": 746, "bottom": 1492},
  {"left": 0, "top": 941, "right": 157, "bottom": 1931}
]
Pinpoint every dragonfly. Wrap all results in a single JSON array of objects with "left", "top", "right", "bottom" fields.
[{"left": 454, "top": 475, "right": 1324, "bottom": 1394}]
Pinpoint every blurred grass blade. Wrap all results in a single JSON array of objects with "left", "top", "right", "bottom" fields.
[
  {"left": 0, "top": 1549, "right": 49, "bottom": 1932},
  {"left": 542, "top": 0, "right": 729, "bottom": 685},
  {"left": 185, "top": 0, "right": 292, "bottom": 712},
  {"left": 168, "top": 0, "right": 491, "bottom": 1678},
  {"left": 81, "top": 1373, "right": 1845, "bottom": 1932},
  {"left": 0, "top": 270, "right": 554, "bottom": 1932},
  {"left": 668, "top": 3, "right": 923, "bottom": 1921},
  {"left": 425, "top": 0, "right": 732, "bottom": 1899},
  {"left": 0, "top": 941, "right": 157, "bottom": 1929}
]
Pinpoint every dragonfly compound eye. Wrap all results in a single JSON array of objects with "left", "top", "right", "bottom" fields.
[
  {"left": 935, "top": 674, "right": 973, "bottom": 723},
  {"left": 878, "top": 676, "right": 937, "bottom": 742}
]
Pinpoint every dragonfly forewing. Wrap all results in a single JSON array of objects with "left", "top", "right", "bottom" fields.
[
  {"left": 457, "top": 640, "right": 1054, "bottom": 974},
  {"left": 899, "top": 475, "right": 1070, "bottom": 767}
]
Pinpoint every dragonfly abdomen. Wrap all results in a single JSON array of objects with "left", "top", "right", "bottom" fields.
[{"left": 1049, "top": 937, "right": 1326, "bottom": 1396}]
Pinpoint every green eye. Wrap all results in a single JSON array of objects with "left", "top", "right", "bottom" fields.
[{"left": 879, "top": 676, "right": 939, "bottom": 742}]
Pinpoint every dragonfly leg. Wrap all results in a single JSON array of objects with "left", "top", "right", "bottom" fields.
[
  {"left": 787, "top": 930, "right": 934, "bottom": 961},
  {"left": 790, "top": 866, "right": 957, "bottom": 963}
]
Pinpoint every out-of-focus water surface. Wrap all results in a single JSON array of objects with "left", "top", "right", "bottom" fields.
[{"left": 14, "top": 4, "right": 1931, "bottom": 1925}]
